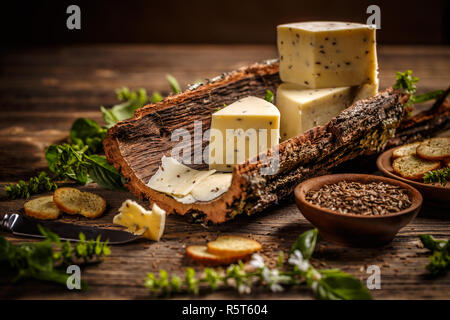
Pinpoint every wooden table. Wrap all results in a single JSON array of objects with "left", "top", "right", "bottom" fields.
[{"left": 0, "top": 45, "right": 449, "bottom": 299}]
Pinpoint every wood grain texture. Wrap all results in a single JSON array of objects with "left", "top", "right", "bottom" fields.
[{"left": 0, "top": 45, "right": 449, "bottom": 299}]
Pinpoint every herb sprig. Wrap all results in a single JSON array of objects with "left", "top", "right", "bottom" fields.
[
  {"left": 69, "top": 118, "right": 108, "bottom": 154},
  {"left": 393, "top": 70, "right": 444, "bottom": 107},
  {"left": 423, "top": 167, "right": 450, "bottom": 186},
  {"left": 4, "top": 75, "right": 183, "bottom": 199},
  {"left": 420, "top": 235, "right": 449, "bottom": 276},
  {"left": 101, "top": 88, "right": 150, "bottom": 129},
  {"left": 264, "top": 90, "right": 274, "bottom": 103},
  {"left": 0, "top": 226, "right": 110, "bottom": 287},
  {"left": 4, "top": 172, "right": 57, "bottom": 200},
  {"left": 144, "top": 229, "right": 372, "bottom": 300},
  {"left": 44, "top": 143, "right": 125, "bottom": 190}
]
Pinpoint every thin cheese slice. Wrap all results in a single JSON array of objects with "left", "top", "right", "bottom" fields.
[
  {"left": 113, "top": 200, "right": 166, "bottom": 241},
  {"left": 191, "top": 173, "right": 232, "bottom": 202},
  {"left": 171, "top": 173, "right": 233, "bottom": 203},
  {"left": 147, "top": 156, "right": 216, "bottom": 196},
  {"left": 172, "top": 193, "right": 197, "bottom": 204}
]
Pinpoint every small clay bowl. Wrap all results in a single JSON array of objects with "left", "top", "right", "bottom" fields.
[
  {"left": 294, "top": 174, "right": 423, "bottom": 247},
  {"left": 377, "top": 147, "right": 450, "bottom": 208}
]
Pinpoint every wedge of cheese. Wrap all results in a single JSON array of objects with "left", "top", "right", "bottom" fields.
[
  {"left": 190, "top": 173, "right": 232, "bottom": 202},
  {"left": 276, "top": 82, "right": 377, "bottom": 141},
  {"left": 147, "top": 156, "right": 215, "bottom": 196},
  {"left": 113, "top": 200, "right": 166, "bottom": 241},
  {"left": 277, "top": 21, "right": 378, "bottom": 89},
  {"left": 209, "top": 96, "right": 280, "bottom": 172}
]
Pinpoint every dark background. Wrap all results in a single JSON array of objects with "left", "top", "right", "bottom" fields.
[{"left": 1, "top": 0, "right": 448, "bottom": 45}]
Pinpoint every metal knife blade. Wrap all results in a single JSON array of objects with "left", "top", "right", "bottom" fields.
[{"left": 1, "top": 213, "right": 140, "bottom": 244}]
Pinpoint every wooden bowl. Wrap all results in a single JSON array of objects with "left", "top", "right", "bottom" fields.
[
  {"left": 294, "top": 174, "right": 423, "bottom": 247},
  {"left": 377, "top": 147, "right": 450, "bottom": 208}
]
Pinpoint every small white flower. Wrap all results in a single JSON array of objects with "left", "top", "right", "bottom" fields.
[
  {"left": 226, "top": 278, "right": 235, "bottom": 287},
  {"left": 262, "top": 268, "right": 287, "bottom": 292},
  {"left": 311, "top": 269, "right": 322, "bottom": 281},
  {"left": 261, "top": 267, "right": 271, "bottom": 283},
  {"left": 270, "top": 283, "right": 284, "bottom": 292},
  {"left": 288, "top": 250, "right": 310, "bottom": 272},
  {"left": 250, "top": 253, "right": 265, "bottom": 269},
  {"left": 237, "top": 283, "right": 251, "bottom": 294},
  {"left": 311, "top": 281, "right": 319, "bottom": 293}
]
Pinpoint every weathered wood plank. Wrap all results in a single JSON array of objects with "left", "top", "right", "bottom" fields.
[
  {"left": 1, "top": 183, "right": 449, "bottom": 299},
  {"left": 0, "top": 45, "right": 449, "bottom": 299}
]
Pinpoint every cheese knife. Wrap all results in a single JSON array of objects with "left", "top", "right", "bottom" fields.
[{"left": 0, "top": 213, "right": 140, "bottom": 244}]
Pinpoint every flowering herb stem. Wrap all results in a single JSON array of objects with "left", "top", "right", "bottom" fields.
[{"left": 144, "top": 229, "right": 371, "bottom": 300}]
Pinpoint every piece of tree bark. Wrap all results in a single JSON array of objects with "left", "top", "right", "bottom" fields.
[{"left": 104, "top": 61, "right": 448, "bottom": 224}]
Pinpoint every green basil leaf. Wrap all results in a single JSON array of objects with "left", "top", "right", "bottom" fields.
[
  {"left": 69, "top": 118, "right": 107, "bottom": 154},
  {"left": 100, "top": 106, "right": 119, "bottom": 128},
  {"left": 290, "top": 228, "right": 318, "bottom": 259},
  {"left": 45, "top": 144, "right": 61, "bottom": 173},
  {"left": 101, "top": 88, "right": 148, "bottom": 128},
  {"left": 45, "top": 144, "right": 89, "bottom": 184},
  {"left": 317, "top": 271, "right": 372, "bottom": 300},
  {"left": 85, "top": 154, "right": 125, "bottom": 190}
]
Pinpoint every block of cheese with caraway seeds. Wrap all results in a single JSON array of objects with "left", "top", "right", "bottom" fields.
[
  {"left": 208, "top": 96, "right": 280, "bottom": 172},
  {"left": 277, "top": 21, "right": 378, "bottom": 89},
  {"left": 276, "top": 83, "right": 354, "bottom": 141},
  {"left": 113, "top": 200, "right": 166, "bottom": 241}
]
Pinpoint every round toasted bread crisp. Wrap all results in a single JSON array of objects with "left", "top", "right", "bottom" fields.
[
  {"left": 392, "top": 142, "right": 421, "bottom": 159},
  {"left": 206, "top": 236, "right": 262, "bottom": 257},
  {"left": 24, "top": 196, "right": 61, "bottom": 220},
  {"left": 53, "top": 187, "right": 106, "bottom": 219},
  {"left": 186, "top": 245, "right": 247, "bottom": 265},
  {"left": 392, "top": 155, "right": 441, "bottom": 180},
  {"left": 416, "top": 137, "right": 450, "bottom": 161}
]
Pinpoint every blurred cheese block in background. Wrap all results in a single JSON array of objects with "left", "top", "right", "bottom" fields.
[
  {"left": 276, "top": 82, "right": 378, "bottom": 141},
  {"left": 209, "top": 96, "right": 280, "bottom": 172},
  {"left": 277, "top": 21, "right": 378, "bottom": 89}
]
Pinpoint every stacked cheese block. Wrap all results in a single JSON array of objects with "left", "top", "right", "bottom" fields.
[
  {"left": 148, "top": 21, "right": 379, "bottom": 203},
  {"left": 276, "top": 21, "right": 379, "bottom": 140}
]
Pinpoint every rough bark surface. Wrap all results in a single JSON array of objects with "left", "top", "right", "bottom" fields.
[
  {"left": 387, "top": 88, "right": 450, "bottom": 147},
  {"left": 104, "top": 61, "right": 448, "bottom": 224}
]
